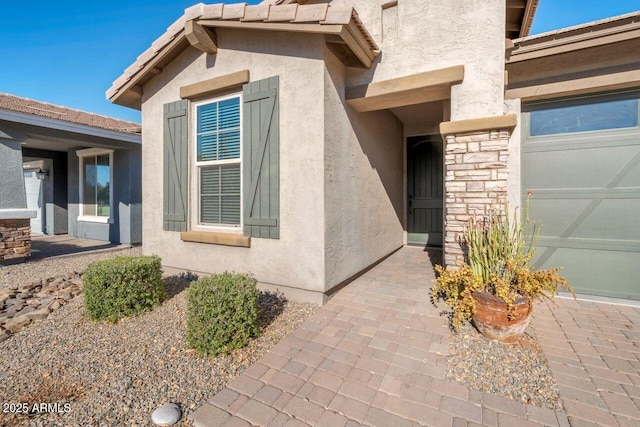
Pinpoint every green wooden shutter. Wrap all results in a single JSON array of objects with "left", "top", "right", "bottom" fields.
[
  {"left": 243, "top": 76, "right": 279, "bottom": 239},
  {"left": 163, "top": 100, "right": 188, "bottom": 231}
]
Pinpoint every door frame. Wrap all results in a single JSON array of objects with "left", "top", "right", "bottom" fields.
[
  {"left": 23, "top": 164, "right": 44, "bottom": 235},
  {"left": 404, "top": 134, "right": 445, "bottom": 247}
]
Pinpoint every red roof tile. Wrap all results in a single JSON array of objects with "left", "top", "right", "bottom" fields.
[{"left": 0, "top": 93, "right": 141, "bottom": 135}]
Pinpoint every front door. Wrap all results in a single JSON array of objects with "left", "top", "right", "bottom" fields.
[
  {"left": 407, "top": 135, "right": 443, "bottom": 246},
  {"left": 24, "top": 170, "right": 43, "bottom": 235}
]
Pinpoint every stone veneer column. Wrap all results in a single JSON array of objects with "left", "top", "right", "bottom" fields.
[
  {"left": 0, "top": 219, "right": 32, "bottom": 261},
  {"left": 440, "top": 115, "right": 517, "bottom": 267}
]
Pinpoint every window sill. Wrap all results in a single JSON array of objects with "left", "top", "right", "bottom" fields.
[
  {"left": 78, "top": 216, "right": 113, "bottom": 224},
  {"left": 180, "top": 231, "right": 251, "bottom": 248}
]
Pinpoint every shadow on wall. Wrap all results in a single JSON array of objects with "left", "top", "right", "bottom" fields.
[
  {"left": 325, "top": 50, "right": 405, "bottom": 225},
  {"left": 29, "top": 238, "right": 118, "bottom": 261}
]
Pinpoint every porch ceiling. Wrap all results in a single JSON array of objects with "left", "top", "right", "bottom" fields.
[
  {"left": 390, "top": 100, "right": 444, "bottom": 133},
  {"left": 1, "top": 119, "right": 140, "bottom": 154},
  {"left": 20, "top": 136, "right": 79, "bottom": 153}
]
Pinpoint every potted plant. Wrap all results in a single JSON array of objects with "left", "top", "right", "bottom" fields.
[{"left": 431, "top": 198, "right": 574, "bottom": 343}]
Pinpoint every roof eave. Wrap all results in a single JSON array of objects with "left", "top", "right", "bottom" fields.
[
  {"left": 0, "top": 109, "right": 142, "bottom": 144},
  {"left": 109, "top": 30, "right": 190, "bottom": 110},
  {"left": 520, "top": 0, "right": 539, "bottom": 38},
  {"left": 506, "top": 0, "right": 539, "bottom": 40},
  {"left": 107, "top": 6, "right": 379, "bottom": 110},
  {"left": 508, "top": 12, "right": 640, "bottom": 64}
]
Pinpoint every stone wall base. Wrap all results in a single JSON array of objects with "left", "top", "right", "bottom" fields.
[{"left": 0, "top": 219, "right": 32, "bottom": 261}]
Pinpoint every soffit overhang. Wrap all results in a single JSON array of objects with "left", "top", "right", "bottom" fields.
[
  {"left": 107, "top": 2, "right": 379, "bottom": 110},
  {"left": 506, "top": 0, "right": 539, "bottom": 39}
]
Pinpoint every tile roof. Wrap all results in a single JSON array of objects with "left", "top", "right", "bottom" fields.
[
  {"left": 0, "top": 93, "right": 141, "bottom": 135},
  {"left": 515, "top": 10, "right": 640, "bottom": 43},
  {"left": 107, "top": 2, "right": 379, "bottom": 105}
]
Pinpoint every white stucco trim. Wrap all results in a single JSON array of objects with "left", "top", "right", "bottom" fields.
[
  {"left": 77, "top": 215, "right": 113, "bottom": 224},
  {"left": 0, "top": 209, "right": 37, "bottom": 219},
  {"left": 0, "top": 109, "right": 141, "bottom": 144}
]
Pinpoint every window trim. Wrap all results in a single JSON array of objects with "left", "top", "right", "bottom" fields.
[
  {"left": 191, "top": 93, "right": 243, "bottom": 233},
  {"left": 77, "top": 148, "right": 114, "bottom": 224}
]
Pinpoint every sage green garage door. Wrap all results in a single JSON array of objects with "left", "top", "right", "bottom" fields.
[{"left": 523, "top": 92, "right": 640, "bottom": 300}]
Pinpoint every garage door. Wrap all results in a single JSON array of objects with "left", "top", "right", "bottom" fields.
[
  {"left": 23, "top": 170, "right": 43, "bottom": 235},
  {"left": 522, "top": 92, "right": 640, "bottom": 300}
]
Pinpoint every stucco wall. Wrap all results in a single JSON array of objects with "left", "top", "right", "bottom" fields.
[
  {"left": 0, "top": 140, "right": 28, "bottom": 210},
  {"left": 323, "top": 46, "right": 404, "bottom": 289},
  {"left": 318, "top": 0, "right": 506, "bottom": 121},
  {"left": 505, "top": 98, "right": 522, "bottom": 217},
  {"left": 141, "top": 29, "right": 328, "bottom": 299}
]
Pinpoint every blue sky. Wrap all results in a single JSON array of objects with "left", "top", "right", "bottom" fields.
[{"left": 1, "top": 0, "right": 638, "bottom": 124}]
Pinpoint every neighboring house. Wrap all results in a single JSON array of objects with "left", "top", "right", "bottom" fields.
[
  {"left": 0, "top": 94, "right": 142, "bottom": 261},
  {"left": 107, "top": 0, "right": 639, "bottom": 302}
]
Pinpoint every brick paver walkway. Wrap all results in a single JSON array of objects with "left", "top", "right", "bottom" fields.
[
  {"left": 191, "top": 247, "right": 640, "bottom": 427},
  {"left": 534, "top": 298, "right": 640, "bottom": 426}
]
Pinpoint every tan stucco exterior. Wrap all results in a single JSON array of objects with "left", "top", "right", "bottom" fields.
[
  {"left": 332, "top": 0, "right": 507, "bottom": 121},
  {"left": 323, "top": 45, "right": 405, "bottom": 290},
  {"left": 111, "top": 0, "right": 562, "bottom": 303},
  {"left": 142, "top": 30, "right": 330, "bottom": 302}
]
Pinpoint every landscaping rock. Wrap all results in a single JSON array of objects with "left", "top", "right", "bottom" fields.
[
  {"left": 151, "top": 403, "right": 182, "bottom": 426},
  {"left": 23, "top": 307, "right": 51, "bottom": 321},
  {"left": 18, "top": 306, "right": 36, "bottom": 316},
  {"left": 447, "top": 321, "right": 562, "bottom": 410},
  {"left": 2, "top": 305, "right": 22, "bottom": 318},
  {"left": 46, "top": 300, "right": 62, "bottom": 311},
  {"left": 0, "top": 271, "right": 92, "bottom": 335},
  {"left": 4, "top": 315, "right": 32, "bottom": 333},
  {"left": 0, "top": 259, "right": 318, "bottom": 426},
  {"left": 26, "top": 298, "right": 41, "bottom": 307},
  {"left": 0, "top": 288, "right": 14, "bottom": 302},
  {"left": 6, "top": 299, "right": 25, "bottom": 310},
  {"left": 0, "top": 328, "right": 10, "bottom": 342}
]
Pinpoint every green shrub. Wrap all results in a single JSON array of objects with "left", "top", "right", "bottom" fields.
[
  {"left": 187, "top": 272, "right": 260, "bottom": 357},
  {"left": 83, "top": 255, "right": 164, "bottom": 322}
]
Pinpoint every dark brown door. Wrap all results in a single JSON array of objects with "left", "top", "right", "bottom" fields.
[{"left": 407, "top": 135, "right": 443, "bottom": 246}]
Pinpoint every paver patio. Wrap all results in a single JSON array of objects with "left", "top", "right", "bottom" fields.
[{"left": 190, "top": 247, "right": 640, "bottom": 427}]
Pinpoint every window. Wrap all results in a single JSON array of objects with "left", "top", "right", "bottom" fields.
[
  {"left": 194, "top": 95, "right": 242, "bottom": 228},
  {"left": 77, "top": 148, "right": 113, "bottom": 222},
  {"left": 528, "top": 95, "right": 639, "bottom": 137}
]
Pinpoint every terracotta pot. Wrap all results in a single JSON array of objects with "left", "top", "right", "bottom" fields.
[{"left": 471, "top": 291, "right": 532, "bottom": 343}]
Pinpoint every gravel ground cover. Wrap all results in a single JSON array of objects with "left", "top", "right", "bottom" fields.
[
  {"left": 0, "top": 267, "right": 317, "bottom": 426},
  {"left": 0, "top": 247, "right": 142, "bottom": 292},
  {"left": 447, "top": 321, "right": 563, "bottom": 410}
]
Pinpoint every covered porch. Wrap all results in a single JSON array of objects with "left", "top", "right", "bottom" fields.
[
  {"left": 345, "top": 66, "right": 516, "bottom": 266},
  {"left": 0, "top": 93, "right": 143, "bottom": 249}
]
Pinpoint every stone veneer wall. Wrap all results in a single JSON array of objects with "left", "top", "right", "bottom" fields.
[
  {"left": 443, "top": 129, "right": 512, "bottom": 267},
  {"left": 0, "top": 219, "right": 31, "bottom": 261}
]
